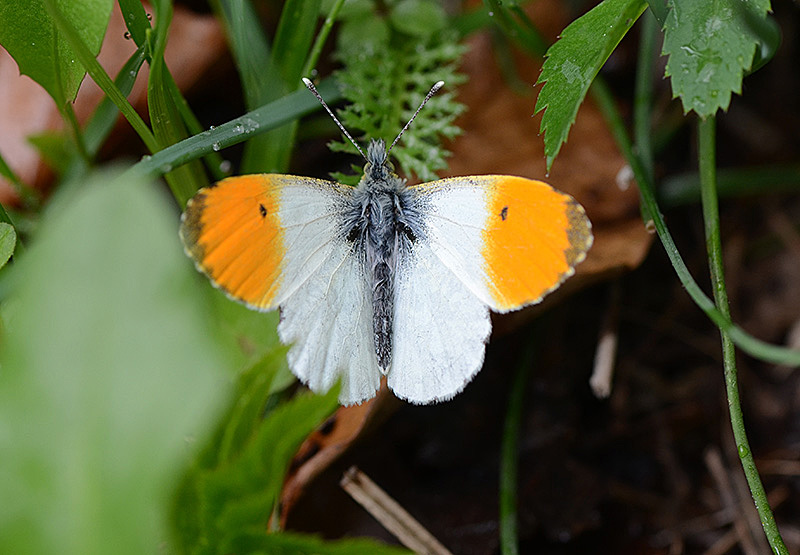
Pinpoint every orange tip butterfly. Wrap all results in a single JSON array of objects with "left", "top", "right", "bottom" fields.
[{"left": 180, "top": 79, "right": 593, "bottom": 405}]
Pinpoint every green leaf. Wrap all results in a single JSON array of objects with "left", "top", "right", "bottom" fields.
[
  {"left": 0, "top": 0, "right": 112, "bottom": 105},
  {"left": 534, "top": 0, "right": 647, "bottom": 171},
  {"left": 224, "top": 530, "right": 410, "bottom": 554},
  {"left": 0, "top": 169, "right": 228, "bottom": 554},
  {"left": 662, "top": 0, "right": 772, "bottom": 118},
  {"left": 0, "top": 222, "right": 16, "bottom": 269},
  {"left": 172, "top": 384, "right": 340, "bottom": 553},
  {"left": 390, "top": 0, "right": 447, "bottom": 37}
]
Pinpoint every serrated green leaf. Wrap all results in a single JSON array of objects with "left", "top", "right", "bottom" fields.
[
  {"left": 0, "top": 169, "right": 227, "bottom": 554},
  {"left": 0, "top": 0, "right": 112, "bottom": 105},
  {"left": 663, "top": 0, "right": 771, "bottom": 117},
  {"left": 534, "top": 0, "right": 646, "bottom": 171},
  {"left": 332, "top": 4, "right": 466, "bottom": 182},
  {"left": 0, "top": 222, "right": 16, "bottom": 269}
]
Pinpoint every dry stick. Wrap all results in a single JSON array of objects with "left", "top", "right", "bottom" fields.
[
  {"left": 590, "top": 282, "right": 620, "bottom": 398},
  {"left": 341, "top": 466, "right": 453, "bottom": 555},
  {"left": 704, "top": 448, "right": 759, "bottom": 555}
]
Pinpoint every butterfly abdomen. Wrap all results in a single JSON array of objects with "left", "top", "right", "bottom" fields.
[{"left": 346, "top": 171, "right": 420, "bottom": 373}]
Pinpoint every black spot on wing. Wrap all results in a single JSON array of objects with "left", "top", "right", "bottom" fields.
[
  {"left": 500, "top": 205, "right": 509, "bottom": 221},
  {"left": 259, "top": 203, "right": 267, "bottom": 218}
]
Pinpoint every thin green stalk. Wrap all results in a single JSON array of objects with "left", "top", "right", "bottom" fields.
[
  {"left": 633, "top": 9, "right": 658, "bottom": 224},
  {"left": 589, "top": 78, "right": 800, "bottom": 366},
  {"left": 697, "top": 118, "right": 787, "bottom": 554},
  {"left": 300, "top": 0, "right": 346, "bottom": 79},
  {"left": 499, "top": 346, "right": 531, "bottom": 555},
  {"left": 42, "top": 0, "right": 158, "bottom": 153}
]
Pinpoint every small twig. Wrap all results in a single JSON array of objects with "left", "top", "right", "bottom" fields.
[
  {"left": 341, "top": 466, "right": 453, "bottom": 555},
  {"left": 590, "top": 282, "right": 620, "bottom": 398}
]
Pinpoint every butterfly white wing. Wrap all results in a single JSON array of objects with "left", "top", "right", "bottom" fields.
[
  {"left": 387, "top": 175, "right": 591, "bottom": 403},
  {"left": 389, "top": 239, "right": 491, "bottom": 403},
  {"left": 181, "top": 175, "right": 379, "bottom": 405}
]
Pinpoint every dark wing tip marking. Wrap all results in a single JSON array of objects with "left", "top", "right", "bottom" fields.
[
  {"left": 564, "top": 198, "right": 594, "bottom": 267},
  {"left": 179, "top": 191, "right": 208, "bottom": 262}
]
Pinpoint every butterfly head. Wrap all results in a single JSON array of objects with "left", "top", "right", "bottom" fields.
[{"left": 364, "top": 139, "right": 395, "bottom": 182}]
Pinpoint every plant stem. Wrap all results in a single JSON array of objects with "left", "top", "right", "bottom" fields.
[
  {"left": 499, "top": 339, "right": 534, "bottom": 555},
  {"left": 301, "top": 0, "right": 346, "bottom": 80},
  {"left": 697, "top": 117, "right": 787, "bottom": 554},
  {"left": 589, "top": 78, "right": 800, "bottom": 366}
]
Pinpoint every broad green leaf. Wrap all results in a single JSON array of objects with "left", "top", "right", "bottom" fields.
[
  {"left": 0, "top": 222, "right": 16, "bottom": 269},
  {"left": 172, "top": 386, "right": 339, "bottom": 553},
  {"left": 663, "top": 0, "right": 772, "bottom": 117},
  {"left": 0, "top": 0, "right": 112, "bottom": 104},
  {"left": 534, "top": 0, "right": 647, "bottom": 171},
  {"left": 0, "top": 169, "right": 228, "bottom": 554}
]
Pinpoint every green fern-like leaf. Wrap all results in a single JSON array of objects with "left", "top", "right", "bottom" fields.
[{"left": 330, "top": 0, "right": 466, "bottom": 183}]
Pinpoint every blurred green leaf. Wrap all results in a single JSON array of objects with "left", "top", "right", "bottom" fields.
[
  {"left": 0, "top": 222, "right": 16, "bottom": 269},
  {"left": 172, "top": 383, "right": 339, "bottom": 553},
  {"left": 390, "top": 0, "right": 447, "bottom": 36},
  {"left": 28, "top": 131, "right": 73, "bottom": 176},
  {"left": 0, "top": 169, "right": 228, "bottom": 554},
  {"left": 0, "top": 0, "right": 112, "bottom": 105},
  {"left": 224, "top": 530, "right": 411, "bottom": 554},
  {"left": 534, "top": 0, "right": 646, "bottom": 171},
  {"left": 663, "top": 0, "right": 771, "bottom": 117}
]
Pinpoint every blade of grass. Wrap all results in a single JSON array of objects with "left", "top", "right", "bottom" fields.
[
  {"left": 128, "top": 79, "right": 342, "bottom": 183},
  {"left": 164, "top": 71, "right": 229, "bottom": 181},
  {"left": 660, "top": 165, "right": 800, "bottom": 207},
  {"left": 589, "top": 78, "right": 800, "bottom": 366},
  {"left": 148, "top": 0, "right": 208, "bottom": 205},
  {"left": 300, "top": 0, "right": 346, "bottom": 79},
  {"left": 499, "top": 336, "right": 536, "bottom": 555},
  {"left": 633, "top": 8, "right": 658, "bottom": 225},
  {"left": 483, "top": 0, "right": 547, "bottom": 57},
  {"left": 252, "top": 0, "right": 322, "bottom": 173},
  {"left": 42, "top": 0, "right": 158, "bottom": 152},
  {"left": 117, "top": 0, "right": 152, "bottom": 48},
  {"left": 697, "top": 117, "right": 788, "bottom": 554},
  {"left": 214, "top": 0, "right": 278, "bottom": 176},
  {"left": 84, "top": 46, "right": 147, "bottom": 157}
]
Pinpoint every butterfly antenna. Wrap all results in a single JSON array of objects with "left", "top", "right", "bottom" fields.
[
  {"left": 387, "top": 80, "right": 445, "bottom": 154},
  {"left": 302, "top": 78, "right": 366, "bottom": 160}
]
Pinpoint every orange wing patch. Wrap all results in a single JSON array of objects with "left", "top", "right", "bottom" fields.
[
  {"left": 482, "top": 176, "right": 592, "bottom": 311},
  {"left": 180, "top": 175, "right": 285, "bottom": 310}
]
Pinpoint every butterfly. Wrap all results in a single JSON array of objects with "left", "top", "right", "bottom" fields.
[{"left": 180, "top": 79, "right": 593, "bottom": 406}]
